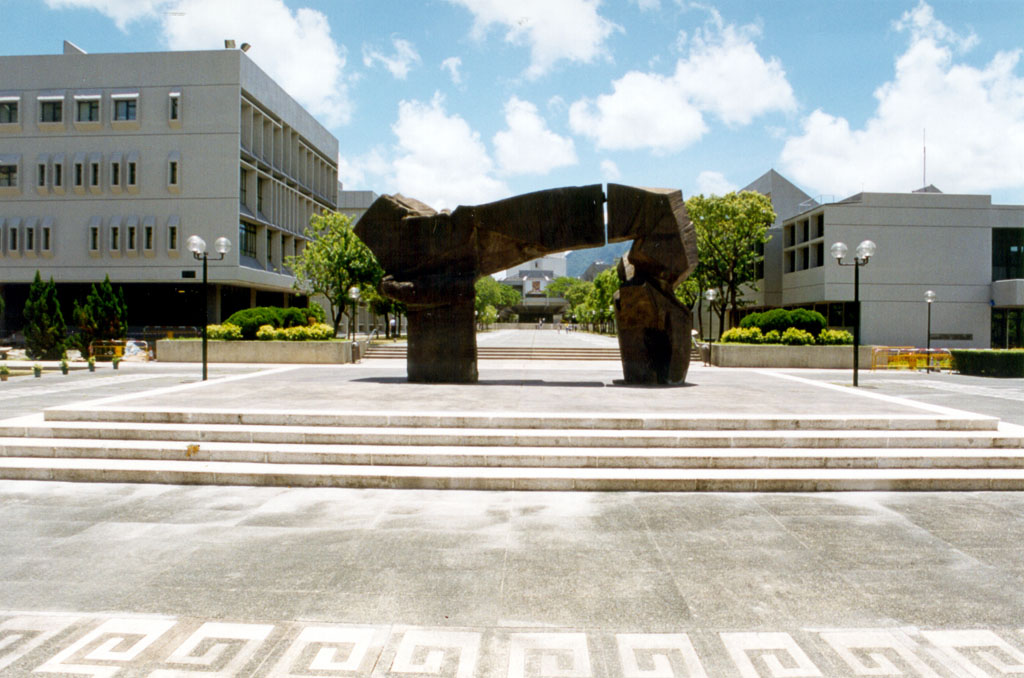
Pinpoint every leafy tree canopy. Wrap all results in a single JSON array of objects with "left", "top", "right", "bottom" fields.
[
  {"left": 474, "top": 276, "right": 520, "bottom": 314},
  {"left": 285, "top": 212, "right": 383, "bottom": 335}
]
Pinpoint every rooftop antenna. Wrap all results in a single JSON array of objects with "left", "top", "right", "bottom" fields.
[{"left": 922, "top": 128, "right": 927, "bottom": 187}]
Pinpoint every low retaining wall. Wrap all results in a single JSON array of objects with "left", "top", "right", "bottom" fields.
[
  {"left": 710, "top": 343, "right": 875, "bottom": 369},
  {"left": 156, "top": 339, "right": 366, "bottom": 364}
]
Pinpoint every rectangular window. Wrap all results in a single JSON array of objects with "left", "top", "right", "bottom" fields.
[
  {"left": 168, "top": 225, "right": 178, "bottom": 250},
  {"left": 37, "top": 163, "right": 46, "bottom": 187},
  {"left": 9, "top": 227, "right": 18, "bottom": 251},
  {"left": 257, "top": 179, "right": 264, "bottom": 212},
  {"left": 240, "top": 168, "right": 247, "bottom": 204},
  {"left": 111, "top": 226, "right": 120, "bottom": 250},
  {"left": 53, "top": 163, "right": 62, "bottom": 187},
  {"left": 144, "top": 225, "right": 154, "bottom": 251},
  {"left": 42, "top": 226, "right": 51, "bottom": 253},
  {"left": 993, "top": 228, "right": 1024, "bottom": 281},
  {"left": 169, "top": 94, "right": 180, "bottom": 120},
  {"left": 0, "top": 165, "right": 16, "bottom": 187},
  {"left": 25, "top": 227, "right": 34, "bottom": 251},
  {"left": 76, "top": 99, "right": 99, "bottom": 122},
  {"left": 111, "top": 162, "right": 120, "bottom": 187},
  {"left": 114, "top": 98, "right": 137, "bottom": 121},
  {"left": 0, "top": 101, "right": 17, "bottom": 123},
  {"left": 74, "top": 162, "right": 84, "bottom": 187},
  {"left": 89, "top": 226, "right": 99, "bottom": 252},
  {"left": 266, "top": 229, "right": 273, "bottom": 264},
  {"left": 39, "top": 100, "right": 62, "bottom": 123},
  {"left": 168, "top": 161, "right": 179, "bottom": 186},
  {"left": 90, "top": 162, "right": 100, "bottom": 187},
  {"left": 127, "top": 225, "right": 137, "bottom": 250},
  {"left": 239, "top": 222, "right": 257, "bottom": 258},
  {"left": 127, "top": 161, "right": 137, "bottom": 186}
]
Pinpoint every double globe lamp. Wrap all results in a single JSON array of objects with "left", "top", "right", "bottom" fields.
[
  {"left": 831, "top": 239, "right": 876, "bottom": 387},
  {"left": 187, "top": 234, "right": 232, "bottom": 381}
]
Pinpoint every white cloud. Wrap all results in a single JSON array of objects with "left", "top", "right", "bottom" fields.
[
  {"left": 696, "top": 170, "right": 737, "bottom": 196},
  {"left": 441, "top": 56, "right": 463, "bottom": 85},
  {"left": 446, "top": 0, "right": 618, "bottom": 78},
  {"left": 44, "top": 0, "right": 167, "bottom": 30},
  {"left": 600, "top": 159, "right": 621, "bottom": 181},
  {"left": 391, "top": 93, "right": 509, "bottom": 210},
  {"left": 630, "top": 0, "right": 660, "bottom": 10},
  {"left": 44, "top": 0, "right": 353, "bottom": 127},
  {"left": 569, "top": 8, "right": 793, "bottom": 152},
  {"left": 337, "top": 148, "right": 389, "bottom": 190},
  {"left": 363, "top": 37, "right": 421, "bottom": 80},
  {"left": 494, "top": 97, "right": 577, "bottom": 175},
  {"left": 780, "top": 1, "right": 1024, "bottom": 197}
]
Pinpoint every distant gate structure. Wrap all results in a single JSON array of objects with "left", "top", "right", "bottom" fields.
[{"left": 354, "top": 184, "right": 697, "bottom": 385}]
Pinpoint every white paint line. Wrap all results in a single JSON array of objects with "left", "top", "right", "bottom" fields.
[
  {"left": 50, "top": 366, "right": 302, "bottom": 411},
  {"left": 757, "top": 370, "right": 995, "bottom": 419}
]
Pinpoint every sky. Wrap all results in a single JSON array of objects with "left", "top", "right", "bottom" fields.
[{"left": 3, "top": 0, "right": 1024, "bottom": 211}]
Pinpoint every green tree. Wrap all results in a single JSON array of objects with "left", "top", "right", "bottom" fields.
[
  {"left": 286, "top": 212, "right": 383, "bottom": 337},
  {"left": 72, "top": 275, "right": 128, "bottom": 353},
  {"left": 23, "top": 271, "right": 67, "bottom": 360},
  {"left": 544, "top": 276, "right": 581, "bottom": 299},
  {"left": 686, "top": 191, "right": 775, "bottom": 336},
  {"left": 583, "top": 268, "right": 620, "bottom": 331},
  {"left": 474, "top": 276, "right": 520, "bottom": 314},
  {"left": 362, "top": 285, "right": 405, "bottom": 338}
]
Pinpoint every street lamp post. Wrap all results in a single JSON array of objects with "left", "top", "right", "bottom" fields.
[
  {"left": 924, "top": 289, "right": 936, "bottom": 371},
  {"left": 704, "top": 288, "right": 719, "bottom": 340},
  {"left": 187, "top": 234, "right": 231, "bottom": 381},
  {"left": 831, "top": 239, "right": 876, "bottom": 387},
  {"left": 348, "top": 286, "right": 360, "bottom": 339}
]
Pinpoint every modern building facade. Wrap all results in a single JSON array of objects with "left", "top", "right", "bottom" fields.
[
  {"left": 744, "top": 173, "right": 1024, "bottom": 349},
  {"left": 0, "top": 41, "right": 338, "bottom": 334}
]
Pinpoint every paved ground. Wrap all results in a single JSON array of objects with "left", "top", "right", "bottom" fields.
[{"left": 1, "top": 331, "right": 1024, "bottom": 676}]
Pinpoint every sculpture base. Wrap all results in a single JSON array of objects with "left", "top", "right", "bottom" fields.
[
  {"left": 615, "top": 284, "right": 692, "bottom": 385},
  {"left": 406, "top": 300, "right": 478, "bottom": 383}
]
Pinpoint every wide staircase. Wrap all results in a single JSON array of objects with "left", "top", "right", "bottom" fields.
[
  {"left": 365, "top": 343, "right": 621, "bottom": 361},
  {"left": 1, "top": 406, "right": 1022, "bottom": 490}
]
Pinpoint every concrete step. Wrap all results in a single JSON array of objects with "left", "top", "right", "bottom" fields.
[
  {"left": 40, "top": 407, "right": 1002, "bottom": 432},
  {"left": 2, "top": 420, "right": 1020, "bottom": 449},
  {"left": 364, "top": 345, "right": 621, "bottom": 360},
  {"left": 3, "top": 438, "right": 1024, "bottom": 469},
  {"left": 2, "top": 456, "right": 1023, "bottom": 491}
]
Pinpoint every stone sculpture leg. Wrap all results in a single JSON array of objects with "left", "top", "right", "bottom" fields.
[
  {"left": 614, "top": 283, "right": 693, "bottom": 385},
  {"left": 405, "top": 299, "right": 478, "bottom": 383}
]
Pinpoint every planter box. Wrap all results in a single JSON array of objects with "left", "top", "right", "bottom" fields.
[
  {"left": 156, "top": 339, "right": 360, "bottom": 364},
  {"left": 711, "top": 343, "right": 874, "bottom": 369}
]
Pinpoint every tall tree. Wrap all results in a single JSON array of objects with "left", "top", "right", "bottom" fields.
[
  {"left": 286, "top": 212, "right": 383, "bottom": 336},
  {"left": 23, "top": 271, "right": 67, "bottom": 360},
  {"left": 474, "top": 276, "right": 520, "bottom": 315},
  {"left": 685, "top": 191, "right": 775, "bottom": 335},
  {"left": 72, "top": 275, "right": 128, "bottom": 354}
]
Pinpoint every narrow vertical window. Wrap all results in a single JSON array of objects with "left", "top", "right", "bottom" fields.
[
  {"left": 37, "top": 164, "right": 46, "bottom": 187},
  {"left": 144, "top": 226, "right": 153, "bottom": 250},
  {"left": 90, "top": 162, "right": 100, "bottom": 187},
  {"left": 169, "top": 92, "right": 181, "bottom": 122},
  {"left": 111, "top": 226, "right": 120, "bottom": 251},
  {"left": 127, "top": 161, "right": 137, "bottom": 186},
  {"left": 42, "top": 226, "right": 51, "bottom": 253},
  {"left": 240, "top": 168, "right": 247, "bottom": 204},
  {"left": 10, "top": 227, "right": 18, "bottom": 251},
  {"left": 257, "top": 179, "right": 264, "bottom": 212},
  {"left": 168, "top": 226, "right": 178, "bottom": 250},
  {"left": 168, "top": 161, "right": 178, "bottom": 186},
  {"left": 53, "top": 163, "right": 62, "bottom": 187},
  {"left": 111, "top": 161, "right": 120, "bottom": 187},
  {"left": 25, "top": 227, "right": 35, "bottom": 251},
  {"left": 74, "top": 162, "right": 84, "bottom": 187},
  {"left": 89, "top": 226, "right": 99, "bottom": 252}
]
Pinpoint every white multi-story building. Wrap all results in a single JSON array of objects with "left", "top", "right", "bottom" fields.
[
  {"left": 743, "top": 172, "right": 1024, "bottom": 349},
  {"left": 0, "top": 41, "right": 338, "bottom": 334}
]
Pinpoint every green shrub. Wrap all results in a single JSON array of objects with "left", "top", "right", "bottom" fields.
[
  {"left": 304, "top": 303, "right": 327, "bottom": 324},
  {"left": 719, "top": 327, "right": 764, "bottom": 344},
  {"left": 71, "top": 275, "right": 128, "bottom": 354},
  {"left": 763, "top": 329, "right": 781, "bottom": 343},
  {"left": 306, "top": 323, "right": 335, "bottom": 340},
  {"left": 780, "top": 327, "right": 815, "bottom": 345},
  {"left": 255, "top": 324, "right": 278, "bottom": 340},
  {"left": 740, "top": 308, "right": 826, "bottom": 335},
  {"left": 817, "top": 329, "right": 853, "bottom": 345},
  {"left": 950, "top": 350, "right": 1024, "bottom": 378},
  {"left": 23, "top": 272, "right": 68, "bottom": 360},
  {"left": 206, "top": 323, "right": 243, "bottom": 340}
]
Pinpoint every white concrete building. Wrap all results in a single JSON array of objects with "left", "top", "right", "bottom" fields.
[
  {"left": 745, "top": 175, "right": 1024, "bottom": 349},
  {"left": 0, "top": 42, "right": 338, "bottom": 334}
]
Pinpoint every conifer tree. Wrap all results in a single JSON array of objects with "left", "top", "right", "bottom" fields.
[
  {"left": 23, "top": 271, "right": 67, "bottom": 360},
  {"left": 72, "top": 275, "right": 128, "bottom": 353}
]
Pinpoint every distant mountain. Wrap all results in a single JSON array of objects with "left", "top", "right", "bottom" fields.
[{"left": 565, "top": 241, "right": 630, "bottom": 278}]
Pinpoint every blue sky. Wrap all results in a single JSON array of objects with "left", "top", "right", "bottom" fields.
[{"left": 4, "top": 0, "right": 1023, "bottom": 209}]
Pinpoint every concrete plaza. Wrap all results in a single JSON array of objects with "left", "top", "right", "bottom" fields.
[{"left": 1, "top": 331, "right": 1024, "bottom": 676}]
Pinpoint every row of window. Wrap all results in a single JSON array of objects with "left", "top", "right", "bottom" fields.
[
  {"left": 87, "top": 215, "right": 180, "bottom": 256},
  {"left": 0, "top": 217, "right": 54, "bottom": 257},
  {"left": 784, "top": 214, "right": 826, "bottom": 248},
  {"left": 784, "top": 242, "right": 826, "bottom": 274},
  {"left": 0, "top": 152, "right": 181, "bottom": 194},
  {"left": 0, "top": 90, "right": 181, "bottom": 129}
]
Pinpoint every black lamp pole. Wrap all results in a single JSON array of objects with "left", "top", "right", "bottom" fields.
[
  {"left": 188, "top": 235, "right": 230, "bottom": 381},
  {"left": 832, "top": 240, "right": 876, "bottom": 387},
  {"left": 925, "top": 290, "right": 936, "bottom": 371}
]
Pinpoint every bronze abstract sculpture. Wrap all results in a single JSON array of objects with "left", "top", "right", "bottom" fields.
[{"left": 354, "top": 184, "right": 697, "bottom": 385}]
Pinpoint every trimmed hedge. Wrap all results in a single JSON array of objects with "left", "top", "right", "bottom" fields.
[
  {"left": 950, "top": 350, "right": 1024, "bottom": 378},
  {"left": 224, "top": 306, "right": 318, "bottom": 340},
  {"left": 719, "top": 326, "right": 852, "bottom": 346},
  {"left": 255, "top": 323, "right": 335, "bottom": 341},
  {"left": 740, "top": 308, "right": 827, "bottom": 335}
]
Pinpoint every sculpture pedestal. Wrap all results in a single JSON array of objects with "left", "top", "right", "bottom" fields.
[
  {"left": 615, "top": 283, "right": 692, "bottom": 385},
  {"left": 406, "top": 299, "right": 478, "bottom": 383}
]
